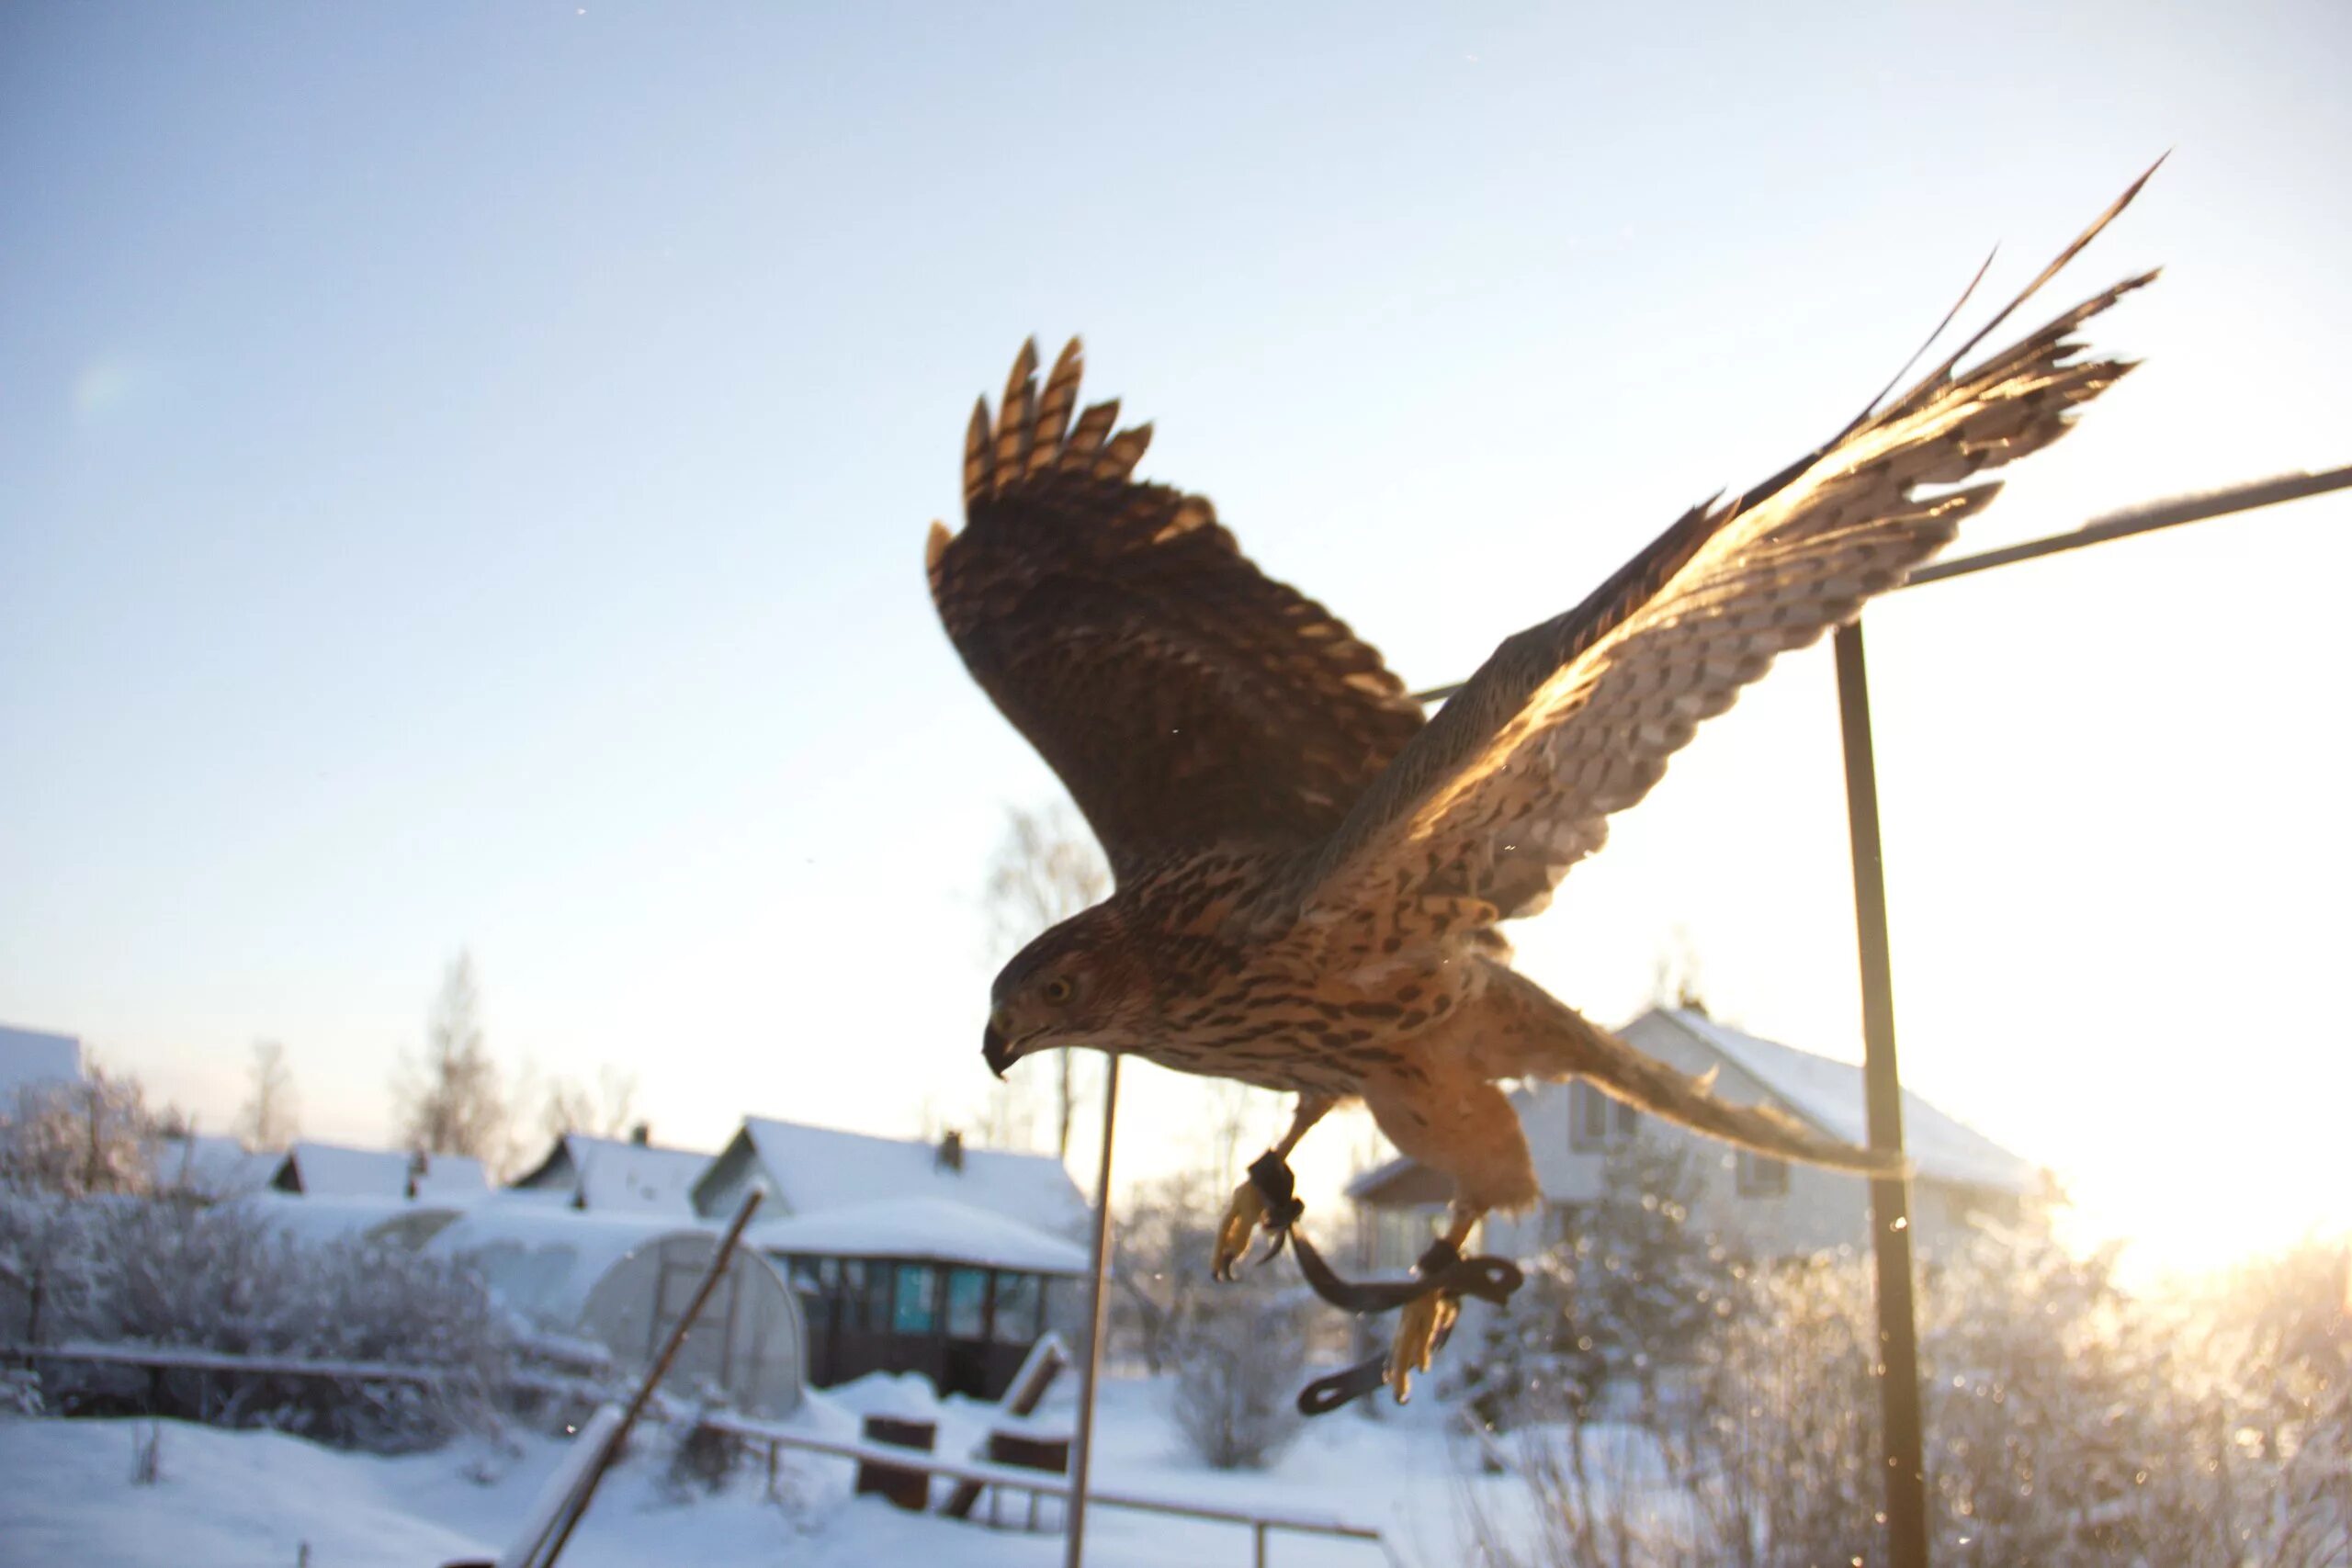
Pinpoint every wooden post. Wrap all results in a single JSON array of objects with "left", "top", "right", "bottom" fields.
[
  {"left": 1063, "top": 1054, "right": 1121, "bottom": 1568},
  {"left": 1834, "top": 621, "right": 1929, "bottom": 1568}
]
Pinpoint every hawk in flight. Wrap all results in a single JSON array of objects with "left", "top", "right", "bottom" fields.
[{"left": 928, "top": 170, "right": 2157, "bottom": 1401}]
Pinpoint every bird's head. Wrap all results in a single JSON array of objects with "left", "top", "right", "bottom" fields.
[{"left": 983, "top": 906, "right": 1146, "bottom": 1077}]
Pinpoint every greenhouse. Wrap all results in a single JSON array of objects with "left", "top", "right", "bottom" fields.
[{"left": 423, "top": 1206, "right": 805, "bottom": 1417}]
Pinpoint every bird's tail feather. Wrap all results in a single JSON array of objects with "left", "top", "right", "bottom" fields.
[{"left": 1474, "top": 966, "right": 1906, "bottom": 1179}]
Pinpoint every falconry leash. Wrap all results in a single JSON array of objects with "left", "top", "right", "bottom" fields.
[{"left": 1238, "top": 1148, "right": 1526, "bottom": 1415}]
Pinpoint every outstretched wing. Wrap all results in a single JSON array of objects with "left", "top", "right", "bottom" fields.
[
  {"left": 1295, "top": 172, "right": 2158, "bottom": 930},
  {"left": 928, "top": 339, "right": 1424, "bottom": 881}
]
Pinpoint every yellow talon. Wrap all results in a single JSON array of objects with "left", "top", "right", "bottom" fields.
[
  {"left": 1211, "top": 1179, "right": 1267, "bottom": 1282},
  {"left": 1385, "top": 1292, "right": 1457, "bottom": 1404}
]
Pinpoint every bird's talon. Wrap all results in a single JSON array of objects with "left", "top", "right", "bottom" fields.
[
  {"left": 1211, "top": 1179, "right": 1268, "bottom": 1283},
  {"left": 1384, "top": 1291, "right": 1457, "bottom": 1404}
]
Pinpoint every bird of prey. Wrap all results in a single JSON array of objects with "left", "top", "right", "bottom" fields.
[{"left": 927, "top": 170, "right": 2157, "bottom": 1401}]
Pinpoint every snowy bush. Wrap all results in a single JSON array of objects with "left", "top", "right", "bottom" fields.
[
  {"left": 1448, "top": 1251, "right": 1603, "bottom": 1439},
  {"left": 1170, "top": 1291, "right": 1310, "bottom": 1470},
  {"left": 1108, "top": 1168, "right": 1227, "bottom": 1375},
  {"left": 1, "top": 1366, "right": 42, "bottom": 1417},
  {"left": 0, "top": 1196, "right": 510, "bottom": 1452},
  {"left": 1447, "top": 1134, "right": 1740, "bottom": 1438},
  {"left": 662, "top": 1413, "right": 753, "bottom": 1497},
  {"left": 1459, "top": 1220, "right": 2352, "bottom": 1567},
  {"left": 0, "top": 1190, "right": 108, "bottom": 1345}
]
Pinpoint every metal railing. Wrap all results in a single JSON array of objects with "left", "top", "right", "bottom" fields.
[
  {"left": 0, "top": 1340, "right": 450, "bottom": 1385},
  {"left": 701, "top": 1411, "right": 1400, "bottom": 1568}
]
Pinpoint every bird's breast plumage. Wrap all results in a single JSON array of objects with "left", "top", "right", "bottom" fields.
[{"left": 1112, "top": 844, "right": 1483, "bottom": 1096}]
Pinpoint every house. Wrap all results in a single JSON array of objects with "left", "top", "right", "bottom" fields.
[
  {"left": 268, "top": 1140, "right": 490, "bottom": 1201},
  {"left": 153, "top": 1134, "right": 278, "bottom": 1199},
  {"left": 691, "top": 1117, "right": 1089, "bottom": 1236},
  {"left": 1351, "top": 1006, "right": 2043, "bottom": 1270},
  {"left": 507, "top": 1129, "right": 710, "bottom": 1216},
  {"left": 0, "top": 1024, "right": 83, "bottom": 1105},
  {"left": 758, "top": 1195, "right": 1087, "bottom": 1399},
  {"left": 692, "top": 1118, "right": 1092, "bottom": 1398}
]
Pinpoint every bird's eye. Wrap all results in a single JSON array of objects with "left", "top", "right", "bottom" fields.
[{"left": 1041, "top": 976, "right": 1075, "bottom": 1005}]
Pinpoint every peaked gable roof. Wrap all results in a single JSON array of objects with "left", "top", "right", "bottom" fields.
[
  {"left": 512, "top": 1134, "right": 711, "bottom": 1215},
  {"left": 1350, "top": 1006, "right": 2040, "bottom": 1201},
  {"left": 153, "top": 1134, "right": 278, "bottom": 1198},
  {"left": 277, "top": 1141, "right": 413, "bottom": 1200},
  {"left": 704, "top": 1117, "right": 1088, "bottom": 1236},
  {"left": 272, "top": 1142, "right": 491, "bottom": 1201},
  {"left": 1651, "top": 1009, "right": 2039, "bottom": 1196}
]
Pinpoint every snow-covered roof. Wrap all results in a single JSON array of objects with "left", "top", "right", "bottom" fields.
[
  {"left": 1344, "top": 1151, "right": 1435, "bottom": 1203},
  {"left": 1346, "top": 1007, "right": 2041, "bottom": 1201},
  {"left": 153, "top": 1134, "right": 277, "bottom": 1198},
  {"left": 752, "top": 1196, "right": 1090, "bottom": 1276},
  {"left": 277, "top": 1142, "right": 414, "bottom": 1200},
  {"left": 512, "top": 1134, "right": 710, "bottom": 1215},
  {"left": 1650, "top": 1010, "right": 2040, "bottom": 1196},
  {"left": 714, "top": 1117, "right": 1088, "bottom": 1236},
  {"left": 410, "top": 1153, "right": 489, "bottom": 1201},
  {"left": 0, "top": 1024, "right": 81, "bottom": 1103}
]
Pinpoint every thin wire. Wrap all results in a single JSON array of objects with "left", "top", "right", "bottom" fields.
[{"left": 1409, "top": 465, "right": 2351, "bottom": 705}]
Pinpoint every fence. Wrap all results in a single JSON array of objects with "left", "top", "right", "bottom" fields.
[{"left": 700, "top": 1410, "right": 1401, "bottom": 1568}]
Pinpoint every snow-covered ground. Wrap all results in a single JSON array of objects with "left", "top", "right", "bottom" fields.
[{"left": 0, "top": 1372, "right": 1500, "bottom": 1567}]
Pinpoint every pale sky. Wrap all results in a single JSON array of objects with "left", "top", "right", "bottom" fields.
[{"left": 3, "top": 2, "right": 2346, "bottom": 1276}]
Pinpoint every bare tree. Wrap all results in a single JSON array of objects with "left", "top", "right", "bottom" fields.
[
  {"left": 393, "top": 952, "right": 509, "bottom": 1168},
  {"left": 236, "top": 1041, "right": 300, "bottom": 1151},
  {"left": 967, "top": 1078, "right": 1040, "bottom": 1152},
  {"left": 1200, "top": 1077, "right": 1266, "bottom": 1193},
  {"left": 1650, "top": 923, "right": 1710, "bottom": 1015},
  {"left": 0, "top": 1063, "right": 156, "bottom": 1198},
  {"left": 983, "top": 803, "right": 1111, "bottom": 1160},
  {"left": 540, "top": 1064, "right": 639, "bottom": 1143}
]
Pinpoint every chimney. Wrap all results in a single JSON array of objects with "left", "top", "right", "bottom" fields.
[
  {"left": 628, "top": 1122, "right": 650, "bottom": 1146},
  {"left": 936, "top": 1129, "right": 965, "bottom": 1173}
]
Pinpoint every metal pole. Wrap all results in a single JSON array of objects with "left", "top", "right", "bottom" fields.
[
  {"left": 534, "top": 1189, "right": 763, "bottom": 1568},
  {"left": 1064, "top": 1053, "right": 1122, "bottom": 1568},
  {"left": 1834, "top": 621, "right": 1929, "bottom": 1568},
  {"left": 1387, "top": 467, "right": 2344, "bottom": 1564},
  {"left": 1904, "top": 464, "right": 2351, "bottom": 590}
]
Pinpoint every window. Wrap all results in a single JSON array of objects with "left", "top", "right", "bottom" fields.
[
  {"left": 1736, "top": 1149, "right": 1789, "bottom": 1198},
  {"left": 944, "top": 1268, "right": 988, "bottom": 1338},
  {"left": 1570, "top": 1082, "right": 1614, "bottom": 1150},
  {"left": 1371, "top": 1206, "right": 1449, "bottom": 1270},
  {"left": 842, "top": 1260, "right": 880, "bottom": 1328},
  {"left": 990, "top": 1273, "right": 1041, "bottom": 1344},
  {"left": 891, "top": 1263, "right": 936, "bottom": 1334}
]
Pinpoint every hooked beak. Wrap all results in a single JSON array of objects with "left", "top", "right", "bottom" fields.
[{"left": 983, "top": 1011, "right": 1017, "bottom": 1079}]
